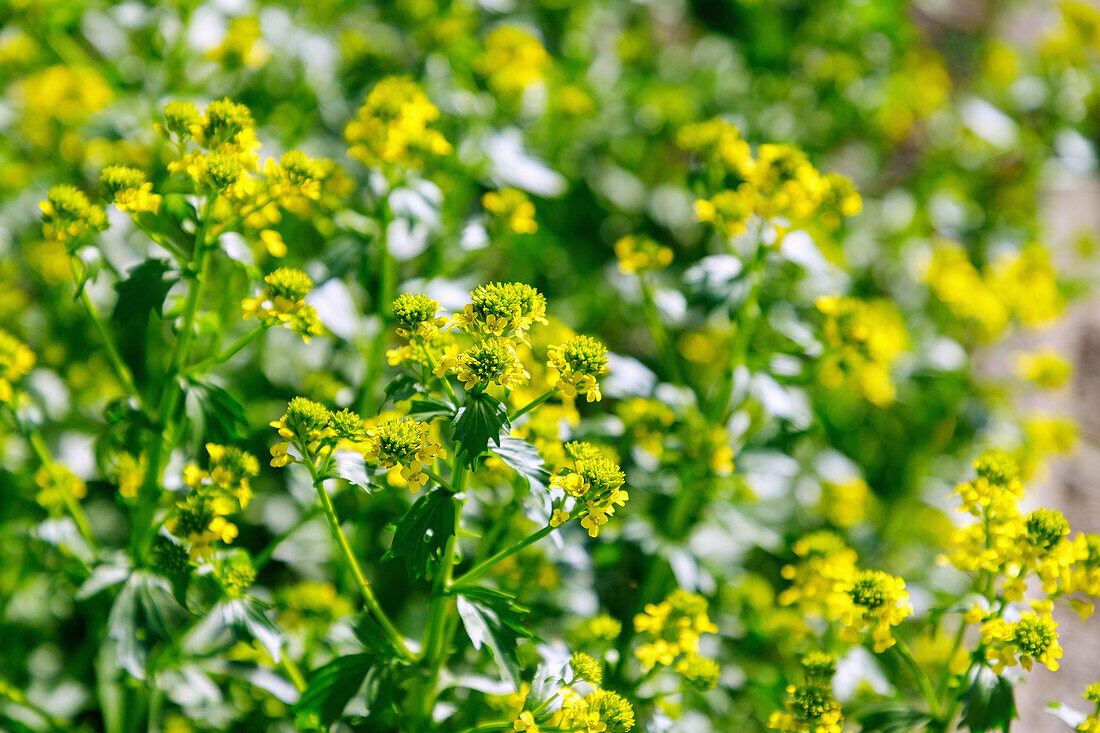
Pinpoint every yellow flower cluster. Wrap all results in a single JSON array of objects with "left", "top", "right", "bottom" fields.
[
  {"left": 614, "top": 235, "right": 673, "bottom": 274},
  {"left": 632, "top": 589, "right": 718, "bottom": 673},
  {"left": 768, "top": 655, "right": 843, "bottom": 733},
  {"left": 39, "top": 184, "right": 108, "bottom": 246},
  {"left": 815, "top": 295, "right": 908, "bottom": 407},
  {"left": 515, "top": 688, "right": 635, "bottom": 733},
  {"left": 100, "top": 165, "right": 162, "bottom": 214},
  {"left": 1015, "top": 348, "right": 1073, "bottom": 389},
  {"left": 362, "top": 417, "right": 446, "bottom": 492},
  {"left": 476, "top": 25, "right": 550, "bottom": 97},
  {"left": 392, "top": 293, "right": 447, "bottom": 340},
  {"left": 435, "top": 337, "right": 530, "bottom": 392},
  {"left": 683, "top": 119, "right": 861, "bottom": 236},
  {"left": 451, "top": 281, "right": 548, "bottom": 341},
  {"left": 262, "top": 150, "right": 326, "bottom": 206},
  {"left": 269, "top": 397, "right": 340, "bottom": 468},
  {"left": 167, "top": 491, "right": 239, "bottom": 559},
  {"left": 0, "top": 329, "right": 35, "bottom": 404},
  {"left": 276, "top": 580, "right": 354, "bottom": 632},
  {"left": 165, "top": 98, "right": 261, "bottom": 199},
  {"left": 182, "top": 443, "right": 260, "bottom": 511},
  {"left": 778, "top": 531, "right": 859, "bottom": 615},
  {"left": 547, "top": 335, "right": 609, "bottom": 402},
  {"left": 33, "top": 465, "right": 87, "bottom": 514},
  {"left": 1075, "top": 682, "right": 1100, "bottom": 733},
  {"left": 817, "top": 478, "right": 874, "bottom": 528},
  {"left": 947, "top": 451, "right": 1092, "bottom": 605},
  {"left": 345, "top": 76, "right": 451, "bottom": 169},
  {"left": 483, "top": 188, "right": 538, "bottom": 234},
  {"left": 241, "top": 267, "right": 324, "bottom": 341},
  {"left": 829, "top": 569, "right": 912, "bottom": 653},
  {"left": 549, "top": 442, "right": 628, "bottom": 538},
  {"left": 979, "top": 604, "right": 1063, "bottom": 673},
  {"left": 925, "top": 242, "right": 1064, "bottom": 340}
]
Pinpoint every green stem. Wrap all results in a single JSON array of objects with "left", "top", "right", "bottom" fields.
[
  {"left": 24, "top": 426, "right": 97, "bottom": 549},
  {"left": 457, "top": 724, "right": 513, "bottom": 733},
  {"left": 307, "top": 462, "right": 412, "bottom": 660},
  {"left": 638, "top": 275, "right": 684, "bottom": 385},
  {"left": 452, "top": 514, "right": 573, "bottom": 591},
  {"left": 281, "top": 655, "right": 307, "bottom": 692},
  {"left": 509, "top": 387, "right": 558, "bottom": 421},
  {"left": 186, "top": 325, "right": 270, "bottom": 376},
  {"left": 70, "top": 258, "right": 142, "bottom": 405},
  {"left": 422, "top": 468, "right": 460, "bottom": 494}
]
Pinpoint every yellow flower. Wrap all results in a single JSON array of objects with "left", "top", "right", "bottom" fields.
[
  {"left": 34, "top": 465, "right": 87, "bottom": 514},
  {"left": 100, "top": 165, "right": 162, "bottom": 214},
  {"left": 547, "top": 336, "right": 609, "bottom": 402},
  {"left": 981, "top": 611, "right": 1062, "bottom": 673},
  {"left": 167, "top": 492, "right": 239, "bottom": 559},
  {"left": 0, "top": 329, "right": 35, "bottom": 403},
  {"left": 361, "top": 417, "right": 446, "bottom": 492},
  {"left": 694, "top": 187, "right": 755, "bottom": 239},
  {"left": 613, "top": 235, "right": 672, "bottom": 274},
  {"left": 677, "top": 119, "right": 753, "bottom": 179},
  {"left": 242, "top": 268, "right": 324, "bottom": 341},
  {"left": 828, "top": 569, "right": 912, "bottom": 653},
  {"left": 345, "top": 76, "right": 451, "bottom": 169},
  {"left": 476, "top": 26, "right": 550, "bottom": 97},
  {"left": 1015, "top": 349, "right": 1073, "bottom": 389},
  {"left": 550, "top": 445, "right": 628, "bottom": 538},
  {"left": 483, "top": 188, "right": 538, "bottom": 234},
  {"left": 816, "top": 295, "right": 908, "bottom": 406},
  {"left": 39, "top": 184, "right": 108, "bottom": 245},
  {"left": 452, "top": 282, "right": 547, "bottom": 341},
  {"left": 778, "top": 531, "right": 858, "bottom": 615},
  {"left": 392, "top": 293, "right": 446, "bottom": 339},
  {"left": 513, "top": 711, "right": 539, "bottom": 732},
  {"left": 633, "top": 589, "right": 717, "bottom": 670}
]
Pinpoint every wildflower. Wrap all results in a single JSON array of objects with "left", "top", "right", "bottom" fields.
[
  {"left": 331, "top": 409, "right": 368, "bottom": 443},
  {"left": 361, "top": 417, "right": 445, "bottom": 492},
  {"left": 162, "top": 101, "right": 201, "bottom": 140},
  {"left": 452, "top": 282, "right": 547, "bottom": 340},
  {"left": 34, "top": 465, "right": 87, "bottom": 514},
  {"left": 815, "top": 295, "right": 908, "bottom": 407},
  {"left": 570, "top": 652, "right": 603, "bottom": 685},
  {"left": 0, "top": 329, "right": 35, "bottom": 403},
  {"left": 393, "top": 293, "right": 445, "bottom": 339},
  {"left": 981, "top": 610, "right": 1062, "bottom": 673},
  {"left": 100, "top": 165, "right": 162, "bottom": 213},
  {"left": 179, "top": 150, "right": 255, "bottom": 198},
  {"left": 1016, "top": 349, "right": 1073, "bottom": 389},
  {"left": 242, "top": 268, "right": 324, "bottom": 341},
  {"left": 989, "top": 245, "right": 1063, "bottom": 327},
  {"left": 40, "top": 184, "right": 108, "bottom": 245},
  {"left": 436, "top": 338, "right": 529, "bottom": 392},
  {"left": 1076, "top": 682, "right": 1100, "bottom": 733},
  {"left": 483, "top": 188, "right": 538, "bottom": 234},
  {"left": 551, "top": 447, "right": 627, "bottom": 538},
  {"left": 1021, "top": 507, "right": 1075, "bottom": 593},
  {"left": 264, "top": 150, "right": 325, "bottom": 204},
  {"left": 168, "top": 492, "right": 239, "bottom": 559},
  {"left": 345, "top": 76, "right": 451, "bottom": 169},
  {"left": 218, "top": 554, "right": 256, "bottom": 597},
  {"left": 768, "top": 682, "right": 843, "bottom": 733},
  {"left": 206, "top": 16, "right": 269, "bottom": 69},
  {"left": 475, "top": 26, "right": 549, "bottom": 97},
  {"left": 818, "top": 479, "right": 873, "bottom": 528},
  {"left": 259, "top": 229, "right": 287, "bottom": 257},
  {"left": 613, "top": 236, "right": 673, "bottom": 274},
  {"left": 923, "top": 243, "right": 1008, "bottom": 339},
  {"left": 749, "top": 144, "right": 827, "bottom": 221},
  {"left": 800, "top": 653, "right": 838, "bottom": 682},
  {"left": 195, "top": 97, "right": 258, "bottom": 155},
  {"left": 269, "top": 397, "right": 335, "bottom": 466},
  {"left": 572, "top": 614, "right": 622, "bottom": 646},
  {"left": 778, "top": 531, "right": 858, "bottom": 614},
  {"left": 633, "top": 589, "right": 718, "bottom": 670},
  {"left": 547, "top": 336, "right": 608, "bottom": 403},
  {"left": 830, "top": 569, "right": 912, "bottom": 653},
  {"left": 694, "top": 188, "right": 755, "bottom": 239},
  {"left": 676, "top": 653, "right": 721, "bottom": 691},
  {"left": 559, "top": 689, "right": 635, "bottom": 733},
  {"left": 183, "top": 444, "right": 260, "bottom": 510},
  {"left": 677, "top": 118, "right": 754, "bottom": 178},
  {"left": 513, "top": 711, "right": 539, "bottom": 732}
]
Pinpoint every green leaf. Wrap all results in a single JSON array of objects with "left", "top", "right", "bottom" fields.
[
  {"left": 183, "top": 377, "right": 249, "bottom": 445},
  {"left": 451, "top": 391, "right": 510, "bottom": 468},
  {"left": 381, "top": 487, "right": 456, "bottom": 582},
  {"left": 293, "top": 653, "right": 375, "bottom": 729},
  {"left": 456, "top": 590, "right": 532, "bottom": 691},
  {"left": 857, "top": 706, "right": 933, "bottom": 732},
  {"left": 107, "top": 571, "right": 183, "bottom": 680},
  {"left": 961, "top": 669, "right": 1018, "bottom": 732},
  {"left": 382, "top": 373, "right": 421, "bottom": 405},
  {"left": 332, "top": 450, "right": 377, "bottom": 491},
  {"left": 408, "top": 397, "right": 457, "bottom": 421},
  {"left": 492, "top": 436, "right": 551, "bottom": 492},
  {"left": 111, "top": 258, "right": 178, "bottom": 381}
]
